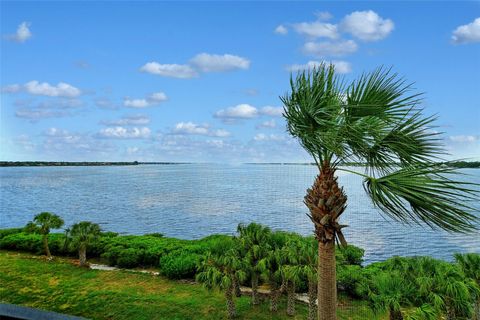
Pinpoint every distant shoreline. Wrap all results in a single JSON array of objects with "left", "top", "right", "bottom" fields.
[{"left": 1, "top": 161, "right": 479, "bottom": 168}]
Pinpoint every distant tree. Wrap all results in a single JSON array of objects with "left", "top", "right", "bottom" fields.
[
  {"left": 237, "top": 223, "right": 271, "bottom": 305},
  {"left": 70, "top": 221, "right": 101, "bottom": 267},
  {"left": 25, "top": 212, "right": 64, "bottom": 259},
  {"left": 196, "top": 239, "right": 246, "bottom": 319}
]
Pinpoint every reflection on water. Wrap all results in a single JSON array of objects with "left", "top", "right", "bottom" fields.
[{"left": 1, "top": 164, "right": 479, "bottom": 263}]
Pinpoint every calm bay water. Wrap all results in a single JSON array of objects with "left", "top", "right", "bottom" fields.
[{"left": 1, "top": 164, "right": 479, "bottom": 264}]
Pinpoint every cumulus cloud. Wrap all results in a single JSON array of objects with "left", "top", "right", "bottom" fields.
[
  {"left": 340, "top": 10, "right": 394, "bottom": 41},
  {"left": 293, "top": 21, "right": 338, "bottom": 39},
  {"left": 259, "top": 106, "right": 283, "bottom": 117},
  {"left": 3, "top": 81, "right": 81, "bottom": 97},
  {"left": 287, "top": 60, "right": 351, "bottom": 74},
  {"left": 140, "top": 62, "right": 198, "bottom": 78},
  {"left": 190, "top": 53, "right": 250, "bottom": 72},
  {"left": 302, "top": 40, "right": 358, "bottom": 57},
  {"left": 172, "top": 122, "right": 230, "bottom": 137},
  {"left": 101, "top": 115, "right": 151, "bottom": 126},
  {"left": 274, "top": 25, "right": 288, "bottom": 35},
  {"left": 214, "top": 104, "right": 258, "bottom": 120},
  {"left": 6, "top": 22, "right": 32, "bottom": 43},
  {"left": 256, "top": 119, "right": 276, "bottom": 129},
  {"left": 451, "top": 18, "right": 480, "bottom": 44},
  {"left": 97, "top": 127, "right": 151, "bottom": 139},
  {"left": 449, "top": 135, "right": 478, "bottom": 143},
  {"left": 124, "top": 92, "right": 167, "bottom": 108}
]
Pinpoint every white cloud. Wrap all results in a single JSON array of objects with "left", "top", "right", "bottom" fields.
[
  {"left": 102, "top": 115, "right": 151, "bottom": 126},
  {"left": 173, "top": 122, "right": 230, "bottom": 137},
  {"left": 315, "top": 11, "right": 333, "bottom": 21},
  {"left": 287, "top": 60, "right": 351, "bottom": 74},
  {"left": 340, "top": 10, "right": 394, "bottom": 41},
  {"left": 293, "top": 22, "right": 338, "bottom": 39},
  {"left": 274, "top": 25, "right": 288, "bottom": 35},
  {"left": 190, "top": 53, "right": 250, "bottom": 72},
  {"left": 124, "top": 92, "right": 167, "bottom": 108},
  {"left": 6, "top": 22, "right": 32, "bottom": 43},
  {"left": 256, "top": 119, "right": 276, "bottom": 129},
  {"left": 451, "top": 18, "right": 480, "bottom": 44},
  {"left": 140, "top": 62, "right": 198, "bottom": 78},
  {"left": 1, "top": 84, "right": 21, "bottom": 93},
  {"left": 45, "top": 127, "right": 72, "bottom": 137},
  {"left": 15, "top": 108, "right": 69, "bottom": 121},
  {"left": 302, "top": 40, "right": 358, "bottom": 57},
  {"left": 97, "top": 127, "right": 151, "bottom": 139},
  {"left": 259, "top": 106, "right": 284, "bottom": 117},
  {"left": 449, "top": 135, "right": 478, "bottom": 143},
  {"left": 253, "top": 133, "right": 286, "bottom": 142},
  {"left": 214, "top": 104, "right": 258, "bottom": 120},
  {"left": 4, "top": 81, "right": 81, "bottom": 97}
]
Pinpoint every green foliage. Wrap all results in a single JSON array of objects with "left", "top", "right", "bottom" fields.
[
  {"left": 160, "top": 250, "right": 202, "bottom": 279},
  {"left": 0, "top": 228, "right": 23, "bottom": 239},
  {"left": 337, "top": 245, "right": 365, "bottom": 266},
  {"left": 30, "top": 212, "right": 64, "bottom": 235}
]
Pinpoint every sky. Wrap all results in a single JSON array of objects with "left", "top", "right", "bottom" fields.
[{"left": 1, "top": 1, "right": 479, "bottom": 162}]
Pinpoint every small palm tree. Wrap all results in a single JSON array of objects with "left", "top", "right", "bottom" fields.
[
  {"left": 197, "top": 240, "right": 246, "bottom": 319},
  {"left": 298, "top": 237, "right": 318, "bottom": 320},
  {"left": 282, "top": 64, "right": 479, "bottom": 320},
  {"left": 259, "top": 231, "right": 290, "bottom": 312},
  {"left": 367, "top": 271, "right": 411, "bottom": 320},
  {"left": 280, "top": 237, "right": 304, "bottom": 317},
  {"left": 70, "top": 221, "right": 101, "bottom": 267},
  {"left": 237, "top": 223, "right": 271, "bottom": 305},
  {"left": 26, "top": 212, "right": 64, "bottom": 259},
  {"left": 455, "top": 253, "right": 480, "bottom": 320}
]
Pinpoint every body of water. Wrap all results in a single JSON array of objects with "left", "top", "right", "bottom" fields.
[{"left": 1, "top": 164, "right": 479, "bottom": 264}]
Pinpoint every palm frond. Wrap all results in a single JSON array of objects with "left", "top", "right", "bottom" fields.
[{"left": 364, "top": 164, "right": 478, "bottom": 232}]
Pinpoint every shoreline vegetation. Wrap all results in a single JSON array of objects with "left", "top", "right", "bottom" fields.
[
  {"left": 1, "top": 160, "right": 479, "bottom": 168},
  {"left": 1, "top": 218, "right": 479, "bottom": 320}
]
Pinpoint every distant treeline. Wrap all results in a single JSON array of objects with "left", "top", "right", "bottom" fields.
[{"left": 0, "top": 161, "right": 140, "bottom": 167}]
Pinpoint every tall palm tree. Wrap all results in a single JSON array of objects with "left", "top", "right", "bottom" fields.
[
  {"left": 455, "top": 253, "right": 480, "bottom": 320},
  {"left": 196, "top": 240, "right": 246, "bottom": 319},
  {"left": 237, "top": 223, "right": 271, "bottom": 305},
  {"left": 70, "top": 221, "right": 101, "bottom": 267},
  {"left": 27, "top": 212, "right": 64, "bottom": 259},
  {"left": 282, "top": 64, "right": 479, "bottom": 320}
]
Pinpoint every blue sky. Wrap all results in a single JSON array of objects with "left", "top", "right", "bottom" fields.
[{"left": 1, "top": 1, "right": 479, "bottom": 162}]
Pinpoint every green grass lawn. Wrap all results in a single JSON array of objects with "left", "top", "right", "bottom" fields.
[{"left": 0, "top": 250, "right": 383, "bottom": 320}]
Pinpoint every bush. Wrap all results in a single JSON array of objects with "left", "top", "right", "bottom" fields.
[
  {"left": 339, "top": 245, "right": 365, "bottom": 266},
  {"left": 0, "top": 232, "right": 44, "bottom": 253},
  {"left": 160, "top": 250, "right": 201, "bottom": 279},
  {"left": 337, "top": 265, "right": 367, "bottom": 298},
  {"left": 0, "top": 228, "right": 23, "bottom": 239}
]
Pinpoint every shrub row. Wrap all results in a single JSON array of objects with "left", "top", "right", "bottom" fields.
[{"left": 0, "top": 228, "right": 364, "bottom": 286}]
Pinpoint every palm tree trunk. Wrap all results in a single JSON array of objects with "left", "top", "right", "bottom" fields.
[
  {"left": 308, "top": 278, "right": 317, "bottom": 320},
  {"left": 389, "top": 306, "right": 403, "bottom": 320},
  {"left": 79, "top": 244, "right": 87, "bottom": 267},
  {"left": 233, "top": 275, "right": 241, "bottom": 297},
  {"left": 42, "top": 235, "right": 51, "bottom": 258},
  {"left": 251, "top": 272, "right": 259, "bottom": 305},
  {"left": 318, "top": 241, "right": 336, "bottom": 320},
  {"left": 225, "top": 282, "right": 236, "bottom": 319},
  {"left": 286, "top": 280, "right": 295, "bottom": 316},
  {"left": 475, "top": 299, "right": 480, "bottom": 320},
  {"left": 305, "top": 164, "right": 347, "bottom": 320},
  {"left": 270, "top": 287, "right": 281, "bottom": 312}
]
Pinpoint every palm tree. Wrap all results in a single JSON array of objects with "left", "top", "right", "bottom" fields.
[
  {"left": 62, "top": 227, "right": 71, "bottom": 254},
  {"left": 70, "top": 221, "right": 101, "bottom": 267},
  {"left": 196, "top": 240, "right": 246, "bottom": 319},
  {"left": 455, "top": 253, "right": 480, "bottom": 320},
  {"left": 280, "top": 237, "right": 304, "bottom": 317},
  {"left": 259, "top": 231, "right": 290, "bottom": 312},
  {"left": 282, "top": 64, "right": 479, "bottom": 320},
  {"left": 26, "top": 212, "right": 64, "bottom": 259},
  {"left": 237, "top": 223, "right": 271, "bottom": 305},
  {"left": 367, "top": 271, "right": 411, "bottom": 320},
  {"left": 298, "top": 237, "right": 318, "bottom": 320}
]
